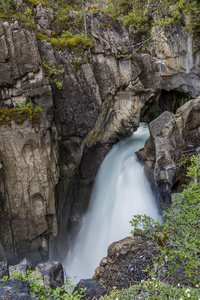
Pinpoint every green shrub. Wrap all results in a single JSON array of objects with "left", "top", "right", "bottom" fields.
[
  {"left": 100, "top": 279, "right": 200, "bottom": 299},
  {"left": 18, "top": 6, "right": 36, "bottom": 29},
  {"left": 2, "top": 270, "right": 86, "bottom": 299},
  {"left": 42, "top": 60, "right": 64, "bottom": 89},
  {"left": 102, "top": 0, "right": 200, "bottom": 35}
]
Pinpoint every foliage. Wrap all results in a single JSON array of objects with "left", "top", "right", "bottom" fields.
[
  {"left": 0, "top": 1, "right": 36, "bottom": 28},
  {"left": 0, "top": 102, "right": 43, "bottom": 126},
  {"left": 54, "top": 5, "right": 75, "bottom": 24},
  {"left": 18, "top": 6, "right": 36, "bottom": 29},
  {"left": 100, "top": 279, "right": 200, "bottom": 299},
  {"left": 42, "top": 60, "right": 65, "bottom": 89},
  {"left": 65, "top": 33, "right": 93, "bottom": 50},
  {"left": 0, "top": 0, "right": 14, "bottom": 14},
  {"left": 2, "top": 270, "right": 86, "bottom": 299},
  {"left": 61, "top": 30, "right": 73, "bottom": 39},
  {"left": 37, "top": 32, "right": 93, "bottom": 52},
  {"left": 130, "top": 155, "right": 200, "bottom": 285},
  {"left": 101, "top": 0, "right": 200, "bottom": 34}
]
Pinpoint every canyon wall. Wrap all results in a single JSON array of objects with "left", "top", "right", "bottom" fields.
[{"left": 0, "top": 1, "right": 200, "bottom": 263}]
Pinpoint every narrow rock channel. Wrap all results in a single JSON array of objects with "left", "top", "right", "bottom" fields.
[{"left": 63, "top": 123, "right": 162, "bottom": 282}]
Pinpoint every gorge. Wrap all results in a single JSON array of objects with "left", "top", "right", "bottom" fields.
[
  {"left": 0, "top": 0, "right": 200, "bottom": 297},
  {"left": 63, "top": 123, "right": 162, "bottom": 283}
]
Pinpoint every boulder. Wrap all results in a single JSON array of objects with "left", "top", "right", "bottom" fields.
[
  {"left": 76, "top": 279, "right": 106, "bottom": 299},
  {"left": 0, "top": 279, "right": 35, "bottom": 300},
  {"left": 35, "top": 261, "right": 64, "bottom": 289},
  {"left": 9, "top": 258, "right": 32, "bottom": 277},
  {"left": 94, "top": 235, "right": 159, "bottom": 292}
]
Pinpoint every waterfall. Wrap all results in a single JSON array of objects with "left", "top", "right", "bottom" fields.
[{"left": 64, "top": 123, "right": 162, "bottom": 283}]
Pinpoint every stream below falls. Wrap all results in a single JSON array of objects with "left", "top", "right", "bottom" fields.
[{"left": 63, "top": 123, "right": 162, "bottom": 283}]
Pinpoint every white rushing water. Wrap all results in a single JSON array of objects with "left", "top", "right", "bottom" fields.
[{"left": 64, "top": 123, "right": 161, "bottom": 283}]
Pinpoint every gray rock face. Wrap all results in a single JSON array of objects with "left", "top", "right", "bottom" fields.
[
  {"left": 0, "top": 21, "right": 53, "bottom": 129},
  {"left": 152, "top": 23, "right": 200, "bottom": 98},
  {"left": 141, "top": 22, "right": 200, "bottom": 122},
  {"left": 140, "top": 97, "right": 200, "bottom": 208},
  {"left": 0, "top": 21, "right": 40, "bottom": 87},
  {"left": 0, "top": 123, "right": 59, "bottom": 263},
  {"left": 9, "top": 258, "right": 32, "bottom": 277}
]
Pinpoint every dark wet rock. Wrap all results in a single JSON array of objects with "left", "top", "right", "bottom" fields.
[
  {"left": 0, "top": 259, "right": 65, "bottom": 299},
  {"left": 0, "top": 279, "right": 34, "bottom": 300},
  {"left": 35, "top": 261, "right": 64, "bottom": 289},
  {"left": 76, "top": 279, "right": 106, "bottom": 299},
  {"left": 0, "top": 261, "right": 8, "bottom": 280}
]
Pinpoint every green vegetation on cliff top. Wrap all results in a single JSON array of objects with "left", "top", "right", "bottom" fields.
[{"left": 0, "top": 0, "right": 200, "bottom": 47}]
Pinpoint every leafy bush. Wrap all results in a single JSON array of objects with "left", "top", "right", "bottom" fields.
[
  {"left": 2, "top": 270, "right": 86, "bottom": 299},
  {"left": 130, "top": 155, "right": 200, "bottom": 285},
  {"left": 0, "top": 0, "right": 14, "bottom": 14},
  {"left": 102, "top": 0, "right": 200, "bottom": 34},
  {"left": 100, "top": 279, "right": 200, "bottom": 299},
  {"left": 18, "top": 6, "right": 36, "bottom": 29},
  {"left": 42, "top": 60, "right": 64, "bottom": 89}
]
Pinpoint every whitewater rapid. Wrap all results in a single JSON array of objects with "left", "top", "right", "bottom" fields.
[{"left": 64, "top": 123, "right": 161, "bottom": 282}]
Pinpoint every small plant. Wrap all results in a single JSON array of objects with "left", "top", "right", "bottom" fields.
[
  {"left": 61, "top": 30, "right": 73, "bottom": 39},
  {"left": 18, "top": 6, "right": 36, "bottom": 29},
  {"left": 0, "top": 0, "right": 14, "bottom": 14},
  {"left": 42, "top": 60, "right": 64, "bottom": 89},
  {"left": 65, "top": 33, "right": 93, "bottom": 54},
  {"left": 18, "top": 101, "right": 43, "bottom": 115},
  {"left": 0, "top": 102, "right": 43, "bottom": 126}
]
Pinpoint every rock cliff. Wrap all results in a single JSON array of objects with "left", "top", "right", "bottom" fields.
[
  {"left": 138, "top": 97, "right": 200, "bottom": 209},
  {"left": 0, "top": 0, "right": 200, "bottom": 263}
]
